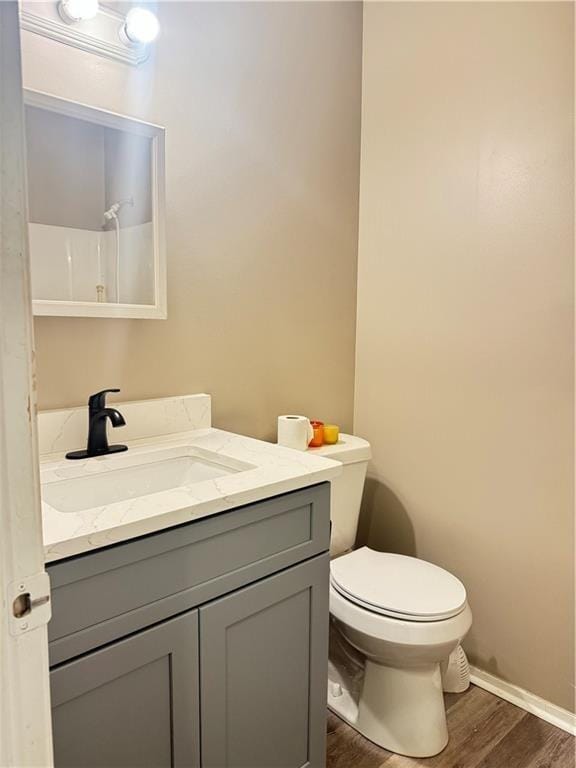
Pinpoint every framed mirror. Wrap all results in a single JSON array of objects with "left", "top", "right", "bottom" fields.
[{"left": 24, "top": 90, "right": 166, "bottom": 319}]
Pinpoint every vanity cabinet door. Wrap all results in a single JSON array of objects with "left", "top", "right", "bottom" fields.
[
  {"left": 51, "top": 611, "right": 200, "bottom": 768},
  {"left": 199, "top": 554, "right": 330, "bottom": 768}
]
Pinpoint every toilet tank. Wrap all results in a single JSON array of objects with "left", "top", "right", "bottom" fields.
[{"left": 308, "top": 434, "right": 371, "bottom": 556}]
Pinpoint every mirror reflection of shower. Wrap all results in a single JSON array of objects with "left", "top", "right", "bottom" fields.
[
  {"left": 102, "top": 198, "right": 134, "bottom": 303},
  {"left": 25, "top": 98, "right": 159, "bottom": 312}
]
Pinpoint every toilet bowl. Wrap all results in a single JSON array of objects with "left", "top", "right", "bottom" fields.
[
  {"left": 309, "top": 435, "right": 472, "bottom": 758},
  {"left": 329, "top": 547, "right": 472, "bottom": 757}
]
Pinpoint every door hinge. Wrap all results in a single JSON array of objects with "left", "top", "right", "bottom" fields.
[{"left": 8, "top": 571, "right": 51, "bottom": 636}]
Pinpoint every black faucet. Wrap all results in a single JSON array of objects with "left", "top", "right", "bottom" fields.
[{"left": 66, "top": 389, "right": 128, "bottom": 460}]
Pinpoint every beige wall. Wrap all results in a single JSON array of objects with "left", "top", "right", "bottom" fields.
[
  {"left": 23, "top": 1, "right": 362, "bottom": 439},
  {"left": 356, "top": 2, "right": 574, "bottom": 711}
]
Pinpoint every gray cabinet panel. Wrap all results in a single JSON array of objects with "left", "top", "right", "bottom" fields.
[
  {"left": 48, "top": 484, "right": 330, "bottom": 665},
  {"left": 51, "top": 611, "right": 200, "bottom": 768},
  {"left": 200, "top": 554, "right": 329, "bottom": 768}
]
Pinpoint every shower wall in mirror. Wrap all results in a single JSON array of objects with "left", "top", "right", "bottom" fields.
[{"left": 25, "top": 91, "right": 166, "bottom": 318}]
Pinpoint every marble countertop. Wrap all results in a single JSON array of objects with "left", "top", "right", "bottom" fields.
[{"left": 41, "top": 427, "right": 341, "bottom": 562}]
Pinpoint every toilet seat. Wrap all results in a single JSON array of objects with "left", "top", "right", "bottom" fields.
[{"left": 330, "top": 547, "right": 467, "bottom": 622}]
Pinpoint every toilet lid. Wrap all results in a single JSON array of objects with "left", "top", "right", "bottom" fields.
[{"left": 330, "top": 548, "right": 467, "bottom": 622}]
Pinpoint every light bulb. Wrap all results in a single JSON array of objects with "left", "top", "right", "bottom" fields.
[
  {"left": 122, "top": 8, "right": 160, "bottom": 45},
  {"left": 58, "top": 0, "right": 99, "bottom": 22}
]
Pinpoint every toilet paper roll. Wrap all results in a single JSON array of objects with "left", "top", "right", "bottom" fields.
[{"left": 277, "top": 415, "right": 314, "bottom": 452}]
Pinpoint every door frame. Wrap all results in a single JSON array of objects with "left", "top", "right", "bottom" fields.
[{"left": 0, "top": 3, "right": 54, "bottom": 765}]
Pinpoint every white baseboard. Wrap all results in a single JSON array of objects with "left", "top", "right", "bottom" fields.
[{"left": 470, "top": 666, "right": 576, "bottom": 736}]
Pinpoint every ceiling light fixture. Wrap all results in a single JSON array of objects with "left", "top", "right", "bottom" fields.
[
  {"left": 120, "top": 8, "right": 160, "bottom": 46},
  {"left": 58, "top": 0, "right": 99, "bottom": 23}
]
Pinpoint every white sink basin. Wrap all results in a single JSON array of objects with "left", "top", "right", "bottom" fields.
[{"left": 41, "top": 446, "right": 255, "bottom": 514}]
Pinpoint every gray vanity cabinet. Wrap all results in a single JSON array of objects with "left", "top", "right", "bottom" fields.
[
  {"left": 51, "top": 611, "right": 200, "bottom": 768},
  {"left": 200, "top": 554, "right": 329, "bottom": 768},
  {"left": 47, "top": 484, "right": 331, "bottom": 768}
]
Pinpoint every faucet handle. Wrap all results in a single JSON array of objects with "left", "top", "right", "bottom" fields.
[{"left": 88, "top": 388, "right": 121, "bottom": 413}]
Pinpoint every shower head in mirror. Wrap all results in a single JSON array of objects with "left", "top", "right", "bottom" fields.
[{"left": 103, "top": 198, "right": 134, "bottom": 222}]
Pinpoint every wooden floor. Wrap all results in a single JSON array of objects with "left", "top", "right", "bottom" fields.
[{"left": 326, "top": 685, "right": 575, "bottom": 768}]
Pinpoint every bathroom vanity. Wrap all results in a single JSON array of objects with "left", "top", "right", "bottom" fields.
[
  {"left": 47, "top": 484, "right": 330, "bottom": 768},
  {"left": 39, "top": 395, "right": 340, "bottom": 768}
]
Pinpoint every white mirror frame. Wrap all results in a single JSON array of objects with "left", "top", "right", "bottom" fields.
[{"left": 25, "top": 89, "right": 167, "bottom": 319}]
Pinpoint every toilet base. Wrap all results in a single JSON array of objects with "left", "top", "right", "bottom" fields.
[{"left": 329, "top": 660, "right": 449, "bottom": 758}]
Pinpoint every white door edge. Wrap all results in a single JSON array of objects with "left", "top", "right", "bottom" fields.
[{"left": 0, "top": 3, "right": 54, "bottom": 765}]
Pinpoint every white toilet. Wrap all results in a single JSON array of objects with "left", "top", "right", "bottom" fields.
[{"left": 310, "top": 434, "right": 472, "bottom": 758}]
